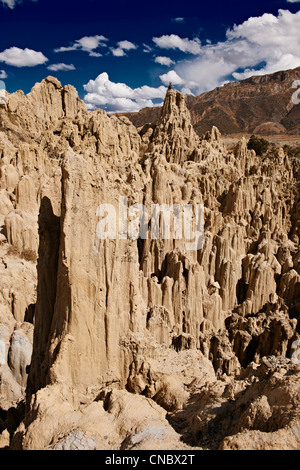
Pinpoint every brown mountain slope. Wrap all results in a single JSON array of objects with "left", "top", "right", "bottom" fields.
[{"left": 119, "top": 66, "right": 300, "bottom": 136}]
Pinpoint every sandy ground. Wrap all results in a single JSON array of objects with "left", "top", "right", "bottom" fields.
[{"left": 222, "top": 133, "right": 300, "bottom": 151}]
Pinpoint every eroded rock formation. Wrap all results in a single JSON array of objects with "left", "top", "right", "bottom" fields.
[
  {"left": 121, "top": 66, "right": 300, "bottom": 136},
  {"left": 0, "top": 77, "right": 299, "bottom": 450}
]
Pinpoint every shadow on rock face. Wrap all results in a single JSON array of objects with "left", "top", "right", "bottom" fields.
[{"left": 26, "top": 197, "right": 60, "bottom": 397}]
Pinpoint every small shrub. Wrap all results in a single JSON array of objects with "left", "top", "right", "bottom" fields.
[
  {"left": 264, "top": 147, "right": 279, "bottom": 159},
  {"left": 283, "top": 145, "right": 300, "bottom": 159},
  {"left": 247, "top": 135, "right": 270, "bottom": 156}
]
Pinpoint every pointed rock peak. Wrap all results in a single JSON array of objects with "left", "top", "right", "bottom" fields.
[
  {"left": 234, "top": 136, "right": 248, "bottom": 156},
  {"left": 202, "top": 125, "right": 222, "bottom": 144},
  {"left": 211, "top": 126, "right": 222, "bottom": 142},
  {"left": 150, "top": 88, "right": 200, "bottom": 164},
  {"left": 160, "top": 87, "right": 190, "bottom": 122}
]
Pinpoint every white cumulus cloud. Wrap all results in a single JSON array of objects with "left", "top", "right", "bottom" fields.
[
  {"left": 83, "top": 72, "right": 167, "bottom": 113},
  {"left": 111, "top": 48, "right": 126, "bottom": 57},
  {"left": 173, "top": 9, "right": 300, "bottom": 94},
  {"left": 159, "top": 70, "right": 184, "bottom": 85},
  {"left": 0, "top": 47, "right": 48, "bottom": 67},
  {"left": 54, "top": 35, "right": 108, "bottom": 56},
  {"left": 118, "top": 40, "right": 136, "bottom": 51},
  {"left": 153, "top": 34, "right": 201, "bottom": 55},
  {"left": 75, "top": 35, "right": 107, "bottom": 53},
  {"left": 0, "top": 70, "right": 7, "bottom": 79},
  {"left": 154, "top": 56, "right": 175, "bottom": 66},
  {"left": 111, "top": 40, "right": 137, "bottom": 57},
  {"left": 47, "top": 63, "right": 75, "bottom": 72}
]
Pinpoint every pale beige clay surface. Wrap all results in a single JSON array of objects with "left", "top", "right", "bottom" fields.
[{"left": 0, "top": 77, "right": 299, "bottom": 450}]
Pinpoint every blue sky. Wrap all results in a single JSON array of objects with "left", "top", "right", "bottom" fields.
[{"left": 0, "top": 0, "right": 300, "bottom": 112}]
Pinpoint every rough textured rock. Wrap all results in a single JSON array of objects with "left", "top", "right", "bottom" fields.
[
  {"left": 0, "top": 76, "right": 299, "bottom": 450},
  {"left": 168, "top": 357, "right": 300, "bottom": 450}
]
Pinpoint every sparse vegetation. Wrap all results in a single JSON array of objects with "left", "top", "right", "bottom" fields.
[
  {"left": 247, "top": 134, "right": 270, "bottom": 156},
  {"left": 264, "top": 146, "right": 280, "bottom": 159},
  {"left": 283, "top": 144, "right": 300, "bottom": 159}
]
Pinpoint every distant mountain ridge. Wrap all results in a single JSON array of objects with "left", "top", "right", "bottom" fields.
[{"left": 118, "top": 66, "right": 300, "bottom": 136}]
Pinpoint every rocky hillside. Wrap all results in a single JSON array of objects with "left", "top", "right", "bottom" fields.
[
  {"left": 0, "top": 78, "right": 299, "bottom": 450},
  {"left": 120, "top": 66, "right": 300, "bottom": 136}
]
